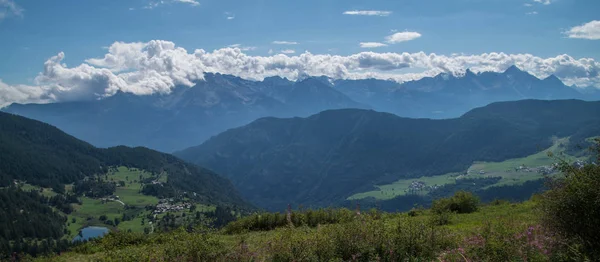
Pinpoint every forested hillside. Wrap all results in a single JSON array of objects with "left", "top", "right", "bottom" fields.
[
  {"left": 0, "top": 111, "right": 252, "bottom": 257},
  {"left": 0, "top": 111, "right": 248, "bottom": 208},
  {"left": 176, "top": 100, "right": 600, "bottom": 210}
]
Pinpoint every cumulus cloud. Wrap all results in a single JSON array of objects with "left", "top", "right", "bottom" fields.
[
  {"left": 224, "top": 12, "right": 234, "bottom": 20},
  {"left": 360, "top": 42, "right": 388, "bottom": 48},
  {"left": 0, "top": 80, "right": 50, "bottom": 107},
  {"left": 385, "top": 32, "right": 422, "bottom": 43},
  {"left": 280, "top": 49, "right": 296, "bottom": 54},
  {"left": 343, "top": 10, "right": 392, "bottom": 16},
  {"left": 526, "top": 11, "right": 538, "bottom": 15},
  {"left": 0, "top": 0, "right": 23, "bottom": 21},
  {"left": 2, "top": 40, "right": 600, "bottom": 107},
  {"left": 272, "top": 41, "right": 299, "bottom": 45},
  {"left": 565, "top": 20, "right": 600, "bottom": 40}
]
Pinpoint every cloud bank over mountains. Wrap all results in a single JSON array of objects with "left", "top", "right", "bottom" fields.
[{"left": 0, "top": 40, "right": 599, "bottom": 107}]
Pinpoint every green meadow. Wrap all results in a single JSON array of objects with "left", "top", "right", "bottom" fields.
[{"left": 348, "top": 137, "right": 583, "bottom": 200}]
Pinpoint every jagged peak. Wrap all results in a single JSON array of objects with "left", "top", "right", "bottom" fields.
[
  {"left": 504, "top": 65, "right": 524, "bottom": 74},
  {"left": 464, "top": 68, "right": 477, "bottom": 77},
  {"left": 543, "top": 74, "right": 561, "bottom": 82}
]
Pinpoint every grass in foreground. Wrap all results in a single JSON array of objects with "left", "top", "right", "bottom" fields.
[{"left": 36, "top": 199, "right": 550, "bottom": 262}]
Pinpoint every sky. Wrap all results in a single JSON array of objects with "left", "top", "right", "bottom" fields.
[{"left": 0, "top": 0, "right": 599, "bottom": 106}]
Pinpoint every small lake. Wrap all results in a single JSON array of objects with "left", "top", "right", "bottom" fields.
[{"left": 72, "top": 226, "right": 110, "bottom": 242}]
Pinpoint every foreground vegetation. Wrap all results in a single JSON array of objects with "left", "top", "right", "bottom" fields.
[{"left": 33, "top": 200, "right": 542, "bottom": 261}]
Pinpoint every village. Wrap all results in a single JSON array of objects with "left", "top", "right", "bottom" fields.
[
  {"left": 406, "top": 180, "right": 440, "bottom": 194},
  {"left": 152, "top": 198, "right": 192, "bottom": 215},
  {"left": 401, "top": 161, "right": 572, "bottom": 195}
]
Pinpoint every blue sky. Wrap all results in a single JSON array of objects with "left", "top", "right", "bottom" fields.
[{"left": 0, "top": 0, "right": 599, "bottom": 106}]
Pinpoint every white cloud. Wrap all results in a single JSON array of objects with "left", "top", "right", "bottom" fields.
[
  {"left": 228, "top": 44, "right": 256, "bottom": 51},
  {"left": 343, "top": 10, "right": 392, "bottom": 16},
  {"left": 143, "top": 1, "right": 161, "bottom": 9},
  {"left": 272, "top": 41, "right": 299, "bottom": 45},
  {"left": 385, "top": 32, "right": 422, "bottom": 44},
  {"left": 565, "top": 20, "right": 600, "bottom": 40},
  {"left": 268, "top": 49, "right": 274, "bottom": 55},
  {"left": 526, "top": 11, "right": 538, "bottom": 15},
  {"left": 524, "top": 3, "right": 533, "bottom": 7},
  {"left": 0, "top": 0, "right": 23, "bottom": 21},
  {"left": 224, "top": 12, "right": 234, "bottom": 20},
  {"left": 280, "top": 49, "right": 296, "bottom": 54},
  {"left": 2, "top": 40, "right": 600, "bottom": 107},
  {"left": 175, "top": 0, "right": 199, "bottom": 6},
  {"left": 360, "top": 42, "right": 388, "bottom": 48},
  {"left": 144, "top": 0, "right": 199, "bottom": 9},
  {"left": 0, "top": 80, "right": 51, "bottom": 107},
  {"left": 533, "top": 0, "right": 551, "bottom": 5}
]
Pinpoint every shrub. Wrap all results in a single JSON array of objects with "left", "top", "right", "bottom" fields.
[
  {"left": 491, "top": 199, "right": 509, "bottom": 206},
  {"left": 432, "top": 191, "right": 480, "bottom": 214},
  {"left": 540, "top": 138, "right": 600, "bottom": 260},
  {"left": 223, "top": 208, "right": 356, "bottom": 234},
  {"left": 261, "top": 215, "right": 456, "bottom": 261}
]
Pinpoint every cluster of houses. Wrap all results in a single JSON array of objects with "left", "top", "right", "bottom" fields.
[
  {"left": 152, "top": 199, "right": 192, "bottom": 215},
  {"left": 514, "top": 165, "right": 534, "bottom": 173},
  {"left": 405, "top": 180, "right": 439, "bottom": 193},
  {"left": 151, "top": 180, "right": 164, "bottom": 186},
  {"left": 101, "top": 195, "right": 120, "bottom": 202},
  {"left": 536, "top": 165, "right": 557, "bottom": 175}
]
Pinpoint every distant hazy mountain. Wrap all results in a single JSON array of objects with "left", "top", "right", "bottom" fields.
[
  {"left": 333, "top": 66, "right": 592, "bottom": 118},
  {"left": 0, "top": 111, "right": 250, "bottom": 209},
  {"left": 4, "top": 68, "right": 594, "bottom": 152},
  {"left": 175, "top": 100, "right": 600, "bottom": 210}
]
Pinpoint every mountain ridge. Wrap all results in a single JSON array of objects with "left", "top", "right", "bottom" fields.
[
  {"left": 175, "top": 99, "right": 600, "bottom": 210},
  {"left": 4, "top": 68, "right": 597, "bottom": 152}
]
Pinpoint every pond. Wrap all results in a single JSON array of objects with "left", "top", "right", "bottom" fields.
[{"left": 72, "top": 226, "right": 110, "bottom": 242}]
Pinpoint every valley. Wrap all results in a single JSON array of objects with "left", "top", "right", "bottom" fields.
[
  {"left": 15, "top": 166, "right": 218, "bottom": 240},
  {"left": 348, "top": 137, "right": 583, "bottom": 200}
]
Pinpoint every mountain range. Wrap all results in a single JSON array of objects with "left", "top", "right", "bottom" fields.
[
  {"left": 3, "top": 67, "right": 596, "bottom": 152},
  {"left": 175, "top": 100, "right": 600, "bottom": 210}
]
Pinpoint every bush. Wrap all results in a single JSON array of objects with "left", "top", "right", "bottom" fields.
[
  {"left": 540, "top": 138, "right": 600, "bottom": 260},
  {"left": 223, "top": 208, "right": 356, "bottom": 234},
  {"left": 491, "top": 199, "right": 510, "bottom": 206},
  {"left": 432, "top": 191, "right": 479, "bottom": 214},
  {"left": 259, "top": 215, "right": 456, "bottom": 261}
]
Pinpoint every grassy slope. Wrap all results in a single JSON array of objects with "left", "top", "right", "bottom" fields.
[
  {"left": 39, "top": 201, "right": 540, "bottom": 261},
  {"left": 18, "top": 166, "right": 215, "bottom": 239},
  {"left": 349, "top": 137, "right": 583, "bottom": 200}
]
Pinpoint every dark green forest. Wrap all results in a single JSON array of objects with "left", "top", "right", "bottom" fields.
[{"left": 0, "top": 188, "right": 71, "bottom": 256}]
